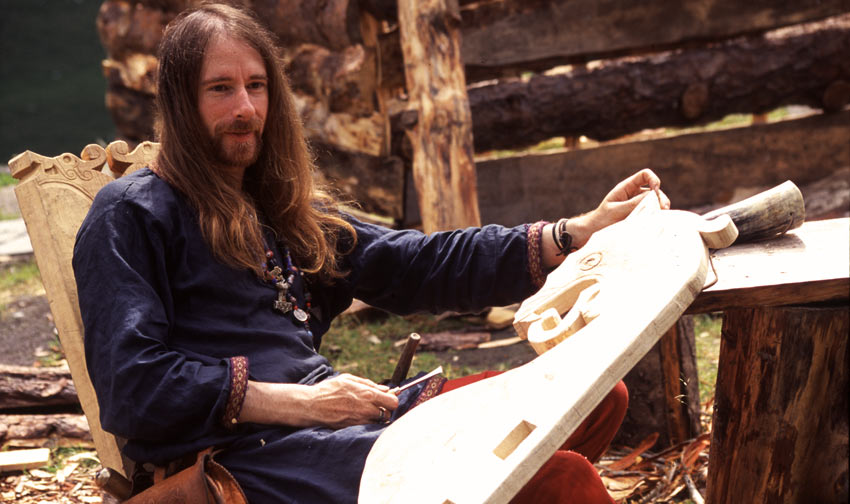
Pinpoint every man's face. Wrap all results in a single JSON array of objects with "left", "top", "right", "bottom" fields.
[{"left": 198, "top": 34, "right": 268, "bottom": 179}]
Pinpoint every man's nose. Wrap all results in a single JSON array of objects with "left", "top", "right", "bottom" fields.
[{"left": 232, "top": 87, "right": 256, "bottom": 119}]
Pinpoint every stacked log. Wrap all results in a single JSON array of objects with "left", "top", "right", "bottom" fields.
[
  {"left": 96, "top": 0, "right": 398, "bottom": 216},
  {"left": 0, "top": 365, "right": 91, "bottom": 444},
  {"left": 97, "top": 1, "right": 850, "bottom": 223}
]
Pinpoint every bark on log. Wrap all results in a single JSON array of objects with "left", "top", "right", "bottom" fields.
[
  {"left": 801, "top": 167, "right": 850, "bottom": 220},
  {"left": 0, "top": 414, "right": 91, "bottom": 442},
  {"left": 616, "top": 316, "right": 701, "bottom": 449},
  {"left": 287, "top": 43, "right": 377, "bottom": 117},
  {"left": 467, "top": 15, "right": 850, "bottom": 152},
  {"left": 104, "top": 86, "right": 156, "bottom": 144},
  {"left": 294, "top": 94, "right": 385, "bottom": 157},
  {"left": 311, "top": 143, "right": 404, "bottom": 220},
  {"left": 398, "top": 0, "right": 481, "bottom": 232},
  {"left": 252, "top": 0, "right": 362, "bottom": 51},
  {"left": 97, "top": 0, "right": 173, "bottom": 59},
  {"left": 707, "top": 304, "right": 849, "bottom": 503},
  {"left": 458, "top": 0, "right": 850, "bottom": 71},
  {"left": 0, "top": 365, "right": 78, "bottom": 410}
]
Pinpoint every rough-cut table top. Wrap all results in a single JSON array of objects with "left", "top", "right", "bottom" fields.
[{"left": 687, "top": 217, "right": 849, "bottom": 313}]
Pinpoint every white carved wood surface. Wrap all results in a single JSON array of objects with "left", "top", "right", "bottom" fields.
[{"left": 359, "top": 197, "right": 736, "bottom": 503}]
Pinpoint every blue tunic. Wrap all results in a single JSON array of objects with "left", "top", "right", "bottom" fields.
[{"left": 73, "top": 168, "right": 538, "bottom": 502}]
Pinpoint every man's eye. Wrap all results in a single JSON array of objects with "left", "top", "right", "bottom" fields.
[
  {"left": 209, "top": 84, "right": 229, "bottom": 93},
  {"left": 249, "top": 81, "right": 266, "bottom": 90}
]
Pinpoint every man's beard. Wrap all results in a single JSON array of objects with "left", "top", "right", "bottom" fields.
[{"left": 211, "top": 118, "right": 264, "bottom": 169}]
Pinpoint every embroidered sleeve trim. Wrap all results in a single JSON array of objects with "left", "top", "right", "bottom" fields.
[
  {"left": 527, "top": 221, "right": 549, "bottom": 289},
  {"left": 410, "top": 376, "right": 447, "bottom": 410},
  {"left": 222, "top": 356, "right": 249, "bottom": 429}
]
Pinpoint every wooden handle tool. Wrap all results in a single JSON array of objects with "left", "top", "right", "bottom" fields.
[{"left": 389, "top": 333, "right": 421, "bottom": 387}]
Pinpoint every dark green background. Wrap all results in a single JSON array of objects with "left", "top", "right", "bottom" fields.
[{"left": 1, "top": 0, "right": 115, "bottom": 163}]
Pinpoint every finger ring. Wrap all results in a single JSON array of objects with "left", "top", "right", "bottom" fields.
[{"left": 378, "top": 406, "right": 388, "bottom": 423}]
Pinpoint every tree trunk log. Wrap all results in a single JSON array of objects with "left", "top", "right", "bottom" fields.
[
  {"left": 616, "top": 316, "right": 701, "bottom": 449},
  {"left": 706, "top": 304, "right": 849, "bottom": 503},
  {"left": 311, "top": 143, "right": 404, "bottom": 220},
  {"left": 458, "top": 0, "right": 850, "bottom": 71},
  {"left": 467, "top": 15, "right": 850, "bottom": 151},
  {"left": 287, "top": 44, "right": 378, "bottom": 117},
  {"left": 0, "top": 365, "right": 78, "bottom": 410},
  {"left": 97, "top": 0, "right": 173, "bottom": 59},
  {"left": 252, "top": 0, "right": 362, "bottom": 50},
  {"left": 0, "top": 414, "right": 91, "bottom": 442},
  {"left": 398, "top": 0, "right": 481, "bottom": 233}
]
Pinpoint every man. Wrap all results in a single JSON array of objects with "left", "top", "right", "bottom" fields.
[{"left": 73, "top": 3, "right": 669, "bottom": 502}]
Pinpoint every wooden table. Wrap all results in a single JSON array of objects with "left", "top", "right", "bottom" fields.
[{"left": 686, "top": 218, "right": 849, "bottom": 503}]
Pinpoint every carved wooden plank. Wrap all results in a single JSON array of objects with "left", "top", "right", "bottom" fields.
[
  {"left": 398, "top": 0, "right": 481, "bottom": 232},
  {"left": 475, "top": 111, "right": 850, "bottom": 227},
  {"left": 688, "top": 218, "right": 850, "bottom": 314},
  {"left": 459, "top": 0, "right": 850, "bottom": 69},
  {"left": 0, "top": 448, "right": 50, "bottom": 473},
  {"left": 361, "top": 197, "right": 736, "bottom": 503},
  {"left": 6, "top": 142, "right": 157, "bottom": 477},
  {"left": 707, "top": 304, "right": 849, "bottom": 503},
  {"left": 8, "top": 147, "right": 121, "bottom": 473}
]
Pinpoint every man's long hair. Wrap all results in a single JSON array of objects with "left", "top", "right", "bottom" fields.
[{"left": 153, "top": 2, "right": 354, "bottom": 280}]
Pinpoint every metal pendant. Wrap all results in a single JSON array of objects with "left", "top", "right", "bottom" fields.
[
  {"left": 274, "top": 293, "right": 293, "bottom": 314},
  {"left": 293, "top": 307, "right": 309, "bottom": 322},
  {"left": 275, "top": 280, "right": 289, "bottom": 295}
]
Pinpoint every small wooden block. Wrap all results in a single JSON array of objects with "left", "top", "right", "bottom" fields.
[{"left": 0, "top": 448, "right": 50, "bottom": 473}]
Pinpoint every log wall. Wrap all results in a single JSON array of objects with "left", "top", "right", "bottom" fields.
[
  {"left": 474, "top": 110, "right": 850, "bottom": 226},
  {"left": 96, "top": 1, "right": 850, "bottom": 224}
]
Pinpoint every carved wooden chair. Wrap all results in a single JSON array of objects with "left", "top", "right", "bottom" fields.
[{"left": 8, "top": 140, "right": 160, "bottom": 496}]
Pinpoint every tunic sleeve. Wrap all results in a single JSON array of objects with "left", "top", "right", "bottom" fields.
[
  {"left": 72, "top": 180, "right": 243, "bottom": 443},
  {"left": 339, "top": 218, "right": 545, "bottom": 315}
]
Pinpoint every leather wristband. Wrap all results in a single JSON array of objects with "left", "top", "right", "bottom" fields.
[{"left": 554, "top": 218, "right": 574, "bottom": 256}]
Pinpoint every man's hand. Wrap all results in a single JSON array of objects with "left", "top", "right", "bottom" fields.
[
  {"left": 542, "top": 169, "right": 670, "bottom": 268},
  {"left": 579, "top": 168, "right": 671, "bottom": 239},
  {"left": 238, "top": 374, "right": 399, "bottom": 429},
  {"left": 307, "top": 374, "right": 399, "bottom": 428}
]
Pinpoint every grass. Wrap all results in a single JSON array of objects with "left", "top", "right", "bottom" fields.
[
  {"left": 0, "top": 172, "right": 15, "bottom": 188},
  {"left": 320, "top": 312, "right": 487, "bottom": 383},
  {"left": 0, "top": 258, "right": 44, "bottom": 311},
  {"left": 694, "top": 313, "right": 724, "bottom": 407},
  {"left": 43, "top": 446, "right": 100, "bottom": 474}
]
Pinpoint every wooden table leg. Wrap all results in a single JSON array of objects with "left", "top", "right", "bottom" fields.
[{"left": 706, "top": 303, "right": 849, "bottom": 503}]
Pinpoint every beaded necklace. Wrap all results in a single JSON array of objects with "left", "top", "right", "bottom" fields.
[{"left": 261, "top": 236, "right": 313, "bottom": 336}]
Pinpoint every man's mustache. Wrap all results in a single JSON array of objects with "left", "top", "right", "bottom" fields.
[{"left": 215, "top": 118, "right": 263, "bottom": 135}]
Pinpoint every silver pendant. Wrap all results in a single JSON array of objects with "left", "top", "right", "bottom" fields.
[
  {"left": 275, "top": 280, "right": 289, "bottom": 294},
  {"left": 274, "top": 296, "right": 293, "bottom": 314},
  {"left": 293, "top": 307, "right": 309, "bottom": 322}
]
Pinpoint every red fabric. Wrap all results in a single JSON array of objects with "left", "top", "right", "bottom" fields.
[{"left": 440, "top": 372, "right": 628, "bottom": 504}]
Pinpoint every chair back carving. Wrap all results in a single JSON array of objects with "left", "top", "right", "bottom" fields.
[{"left": 8, "top": 141, "right": 160, "bottom": 477}]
